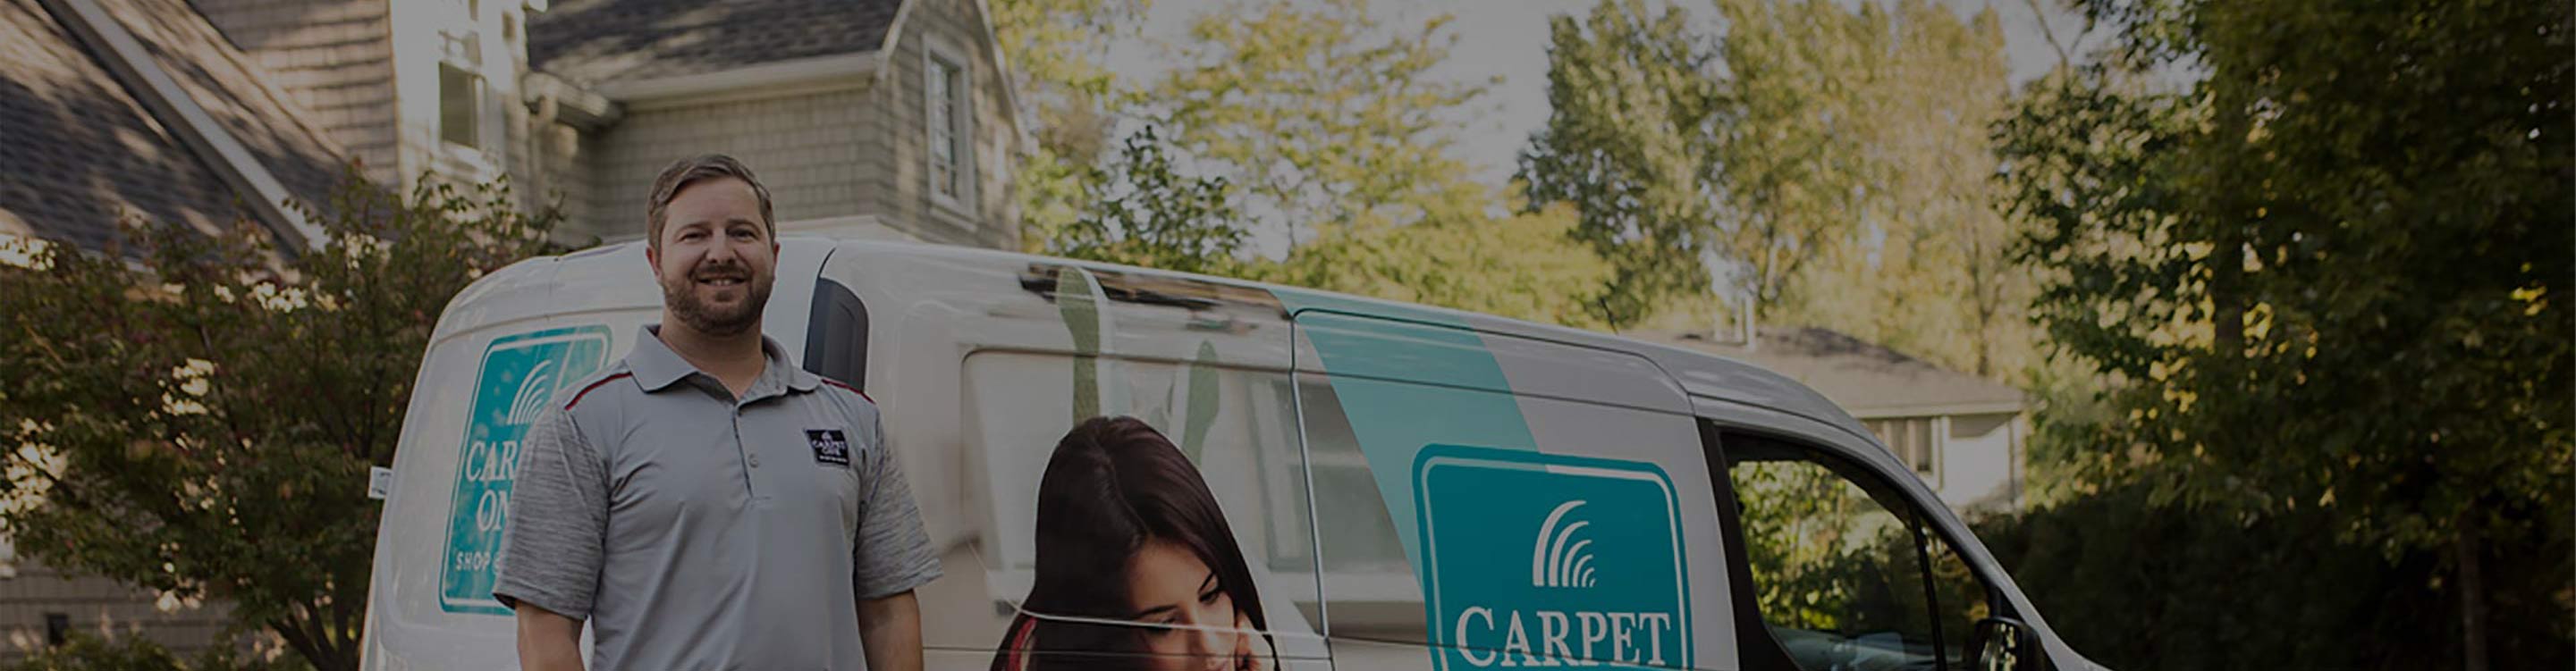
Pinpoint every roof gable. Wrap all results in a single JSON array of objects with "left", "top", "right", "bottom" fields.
[
  {"left": 530, "top": 0, "right": 902, "bottom": 88},
  {"left": 0, "top": 0, "right": 349, "bottom": 252}
]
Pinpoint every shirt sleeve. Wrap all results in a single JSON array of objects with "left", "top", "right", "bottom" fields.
[
  {"left": 852, "top": 408, "right": 942, "bottom": 600},
  {"left": 492, "top": 407, "right": 609, "bottom": 619}
]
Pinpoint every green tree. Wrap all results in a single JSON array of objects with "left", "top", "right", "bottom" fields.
[
  {"left": 1789, "top": 0, "right": 2028, "bottom": 378},
  {"left": 1702, "top": 0, "right": 1881, "bottom": 327},
  {"left": 1128, "top": 0, "right": 1616, "bottom": 329},
  {"left": 991, "top": 0, "right": 1150, "bottom": 251},
  {"left": 1043, "top": 125, "right": 1250, "bottom": 276},
  {"left": 1997, "top": 1, "right": 2572, "bottom": 667},
  {"left": 1524, "top": 0, "right": 2032, "bottom": 370},
  {"left": 0, "top": 177, "right": 562, "bottom": 671},
  {"left": 1517, "top": 0, "right": 1727, "bottom": 329},
  {"left": 1263, "top": 185, "right": 1615, "bottom": 328},
  {"left": 1152, "top": 0, "right": 1494, "bottom": 245}
]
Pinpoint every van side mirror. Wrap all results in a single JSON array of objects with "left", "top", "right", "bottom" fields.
[{"left": 1965, "top": 616, "right": 2049, "bottom": 671}]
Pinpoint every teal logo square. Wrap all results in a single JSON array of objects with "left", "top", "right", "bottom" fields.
[
  {"left": 1415, "top": 445, "right": 1693, "bottom": 669},
  {"left": 438, "top": 326, "right": 612, "bottom": 615}
]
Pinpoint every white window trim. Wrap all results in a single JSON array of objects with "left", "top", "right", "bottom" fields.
[
  {"left": 434, "top": 0, "right": 501, "bottom": 172},
  {"left": 920, "top": 37, "right": 976, "bottom": 221}
]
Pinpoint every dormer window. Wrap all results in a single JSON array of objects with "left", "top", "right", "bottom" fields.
[
  {"left": 923, "top": 41, "right": 976, "bottom": 214},
  {"left": 926, "top": 55, "right": 965, "bottom": 200}
]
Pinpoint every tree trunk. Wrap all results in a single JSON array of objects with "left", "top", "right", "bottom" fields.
[
  {"left": 271, "top": 613, "right": 360, "bottom": 671},
  {"left": 2209, "top": 105, "right": 2249, "bottom": 356},
  {"left": 2454, "top": 516, "right": 2490, "bottom": 671},
  {"left": 2211, "top": 230, "right": 2244, "bottom": 354}
]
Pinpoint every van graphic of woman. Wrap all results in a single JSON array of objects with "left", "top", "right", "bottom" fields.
[{"left": 992, "top": 416, "right": 1278, "bottom": 671}]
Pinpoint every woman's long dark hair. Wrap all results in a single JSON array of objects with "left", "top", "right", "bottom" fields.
[{"left": 993, "top": 416, "right": 1272, "bottom": 670}]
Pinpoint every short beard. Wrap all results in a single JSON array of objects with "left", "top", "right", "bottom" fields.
[{"left": 660, "top": 267, "right": 773, "bottom": 336}]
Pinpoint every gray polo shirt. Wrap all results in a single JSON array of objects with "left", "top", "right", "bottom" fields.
[{"left": 492, "top": 324, "right": 941, "bottom": 671}]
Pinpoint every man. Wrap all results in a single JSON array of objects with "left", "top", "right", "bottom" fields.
[{"left": 494, "top": 155, "right": 940, "bottom": 671}]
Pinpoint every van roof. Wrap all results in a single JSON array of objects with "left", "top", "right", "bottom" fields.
[{"left": 436, "top": 237, "right": 1883, "bottom": 451}]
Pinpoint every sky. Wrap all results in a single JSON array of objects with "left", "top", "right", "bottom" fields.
[{"left": 1108, "top": 0, "right": 2104, "bottom": 186}]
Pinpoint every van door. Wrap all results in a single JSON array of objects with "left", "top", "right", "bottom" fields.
[{"left": 1276, "top": 294, "right": 1736, "bottom": 671}]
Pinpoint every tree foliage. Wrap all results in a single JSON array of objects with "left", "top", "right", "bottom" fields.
[
  {"left": 1517, "top": 0, "right": 1726, "bottom": 329},
  {"left": 0, "top": 177, "right": 562, "bottom": 671},
  {"left": 1152, "top": 0, "right": 1495, "bottom": 245},
  {"left": 1018, "top": 0, "right": 1620, "bottom": 329},
  {"left": 1261, "top": 186, "right": 1614, "bottom": 328},
  {"left": 0, "top": 632, "right": 311, "bottom": 671},
  {"left": 1795, "top": 0, "right": 2025, "bottom": 378},
  {"left": 1978, "top": 481, "right": 2573, "bottom": 670},
  {"left": 1522, "top": 0, "right": 2033, "bottom": 372},
  {"left": 1043, "top": 125, "right": 1250, "bottom": 276},
  {"left": 991, "top": 0, "right": 1150, "bottom": 251},
  {"left": 1997, "top": 0, "right": 2572, "bottom": 666}
]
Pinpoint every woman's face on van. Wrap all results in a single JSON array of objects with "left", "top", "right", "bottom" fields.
[{"left": 1125, "top": 539, "right": 1267, "bottom": 671}]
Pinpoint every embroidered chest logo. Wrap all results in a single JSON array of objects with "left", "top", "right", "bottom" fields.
[{"left": 807, "top": 429, "right": 852, "bottom": 466}]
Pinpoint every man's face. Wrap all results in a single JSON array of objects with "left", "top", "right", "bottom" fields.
[{"left": 647, "top": 177, "right": 777, "bottom": 337}]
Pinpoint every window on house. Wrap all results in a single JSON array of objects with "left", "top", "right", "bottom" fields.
[
  {"left": 1865, "top": 416, "right": 1940, "bottom": 480},
  {"left": 439, "top": 63, "right": 483, "bottom": 150},
  {"left": 925, "top": 54, "right": 968, "bottom": 203}
]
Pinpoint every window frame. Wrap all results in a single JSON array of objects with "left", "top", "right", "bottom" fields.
[
  {"left": 921, "top": 41, "right": 976, "bottom": 216},
  {"left": 436, "top": 62, "right": 485, "bottom": 151},
  {"left": 1701, "top": 421, "right": 2011, "bottom": 671},
  {"left": 1863, "top": 415, "right": 1947, "bottom": 489}
]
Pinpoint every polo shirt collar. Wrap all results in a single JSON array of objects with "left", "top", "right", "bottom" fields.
[{"left": 631, "top": 324, "right": 821, "bottom": 396}]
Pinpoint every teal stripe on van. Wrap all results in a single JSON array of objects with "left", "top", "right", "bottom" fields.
[{"left": 1269, "top": 289, "right": 1535, "bottom": 579}]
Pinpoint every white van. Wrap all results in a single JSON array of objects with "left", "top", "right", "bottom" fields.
[{"left": 359, "top": 238, "right": 2102, "bottom": 671}]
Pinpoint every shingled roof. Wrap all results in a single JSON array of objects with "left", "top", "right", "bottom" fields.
[
  {"left": 0, "top": 0, "right": 349, "bottom": 253},
  {"left": 529, "top": 0, "right": 903, "bottom": 88},
  {"left": 1647, "top": 326, "right": 2025, "bottom": 418}
]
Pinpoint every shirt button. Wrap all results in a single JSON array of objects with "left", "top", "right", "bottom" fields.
[{"left": 749, "top": 455, "right": 762, "bottom": 467}]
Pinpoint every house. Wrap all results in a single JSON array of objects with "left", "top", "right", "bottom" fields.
[
  {"left": 1649, "top": 326, "right": 2031, "bottom": 514},
  {"left": 193, "top": 0, "right": 1024, "bottom": 248},
  {"left": 0, "top": 0, "right": 1028, "bottom": 658},
  {"left": 0, "top": 0, "right": 345, "bottom": 656},
  {"left": 1, "top": 0, "right": 1024, "bottom": 254}
]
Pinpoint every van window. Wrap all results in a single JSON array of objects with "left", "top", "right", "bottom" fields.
[
  {"left": 959, "top": 350, "right": 1327, "bottom": 665},
  {"left": 1285, "top": 378, "right": 1421, "bottom": 641},
  {"left": 1718, "top": 432, "right": 1997, "bottom": 671}
]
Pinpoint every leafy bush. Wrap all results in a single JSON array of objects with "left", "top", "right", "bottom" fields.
[{"left": 1974, "top": 482, "right": 2573, "bottom": 670}]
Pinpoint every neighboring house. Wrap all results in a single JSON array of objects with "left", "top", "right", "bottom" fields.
[
  {"left": 188, "top": 0, "right": 1024, "bottom": 248},
  {"left": 0, "top": 0, "right": 347, "bottom": 658},
  {"left": 524, "top": 0, "right": 1024, "bottom": 247},
  {"left": 0, "top": 0, "right": 1026, "bottom": 658},
  {"left": 1649, "top": 326, "right": 2031, "bottom": 514}
]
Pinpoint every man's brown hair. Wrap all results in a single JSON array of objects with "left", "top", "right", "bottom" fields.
[{"left": 646, "top": 154, "right": 775, "bottom": 248}]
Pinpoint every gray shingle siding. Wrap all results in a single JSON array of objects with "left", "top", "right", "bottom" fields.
[
  {"left": 529, "top": 0, "right": 900, "bottom": 87},
  {"left": 878, "top": 0, "right": 1018, "bottom": 249},
  {"left": 190, "top": 0, "right": 396, "bottom": 187},
  {"left": 576, "top": 87, "right": 876, "bottom": 242}
]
